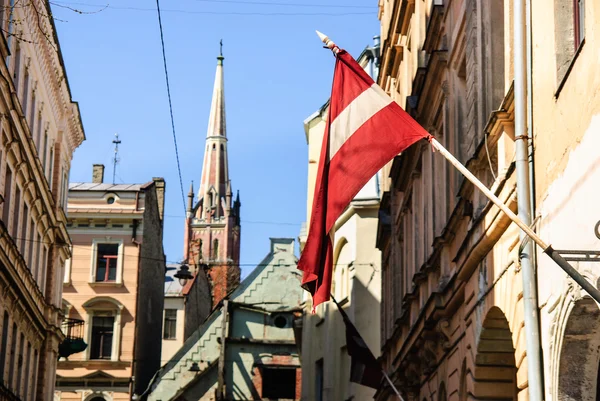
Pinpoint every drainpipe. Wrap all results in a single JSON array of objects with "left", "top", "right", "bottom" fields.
[{"left": 514, "top": 0, "right": 544, "bottom": 400}]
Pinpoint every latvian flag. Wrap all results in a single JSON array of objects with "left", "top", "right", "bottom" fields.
[{"left": 298, "top": 43, "right": 431, "bottom": 309}]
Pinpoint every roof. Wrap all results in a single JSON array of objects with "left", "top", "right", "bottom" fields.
[
  {"left": 164, "top": 264, "right": 184, "bottom": 296},
  {"left": 69, "top": 183, "right": 145, "bottom": 192}
]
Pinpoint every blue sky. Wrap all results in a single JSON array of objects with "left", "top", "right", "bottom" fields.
[{"left": 50, "top": 0, "right": 380, "bottom": 277}]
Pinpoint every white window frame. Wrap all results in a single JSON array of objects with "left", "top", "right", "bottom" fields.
[
  {"left": 63, "top": 246, "right": 72, "bottom": 285},
  {"left": 89, "top": 239, "right": 124, "bottom": 286},
  {"left": 83, "top": 297, "right": 123, "bottom": 362}
]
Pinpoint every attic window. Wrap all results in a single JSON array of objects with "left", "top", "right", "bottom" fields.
[
  {"left": 107, "top": 197, "right": 115, "bottom": 204},
  {"left": 273, "top": 314, "right": 288, "bottom": 329}
]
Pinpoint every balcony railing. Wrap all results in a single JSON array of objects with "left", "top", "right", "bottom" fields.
[
  {"left": 0, "top": 381, "right": 22, "bottom": 401},
  {"left": 58, "top": 318, "right": 87, "bottom": 359}
]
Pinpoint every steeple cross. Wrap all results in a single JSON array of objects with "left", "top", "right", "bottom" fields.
[{"left": 219, "top": 39, "right": 223, "bottom": 56}]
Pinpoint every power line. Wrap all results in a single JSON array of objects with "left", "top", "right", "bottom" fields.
[
  {"left": 185, "top": 0, "right": 374, "bottom": 9},
  {"left": 12, "top": 234, "right": 373, "bottom": 267},
  {"left": 154, "top": 0, "right": 187, "bottom": 214},
  {"left": 50, "top": 1, "right": 373, "bottom": 15},
  {"left": 162, "top": 214, "right": 301, "bottom": 226}
]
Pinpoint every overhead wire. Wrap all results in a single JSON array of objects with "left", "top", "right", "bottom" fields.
[
  {"left": 154, "top": 0, "right": 187, "bottom": 214},
  {"left": 50, "top": 1, "right": 373, "bottom": 16},
  {"left": 184, "top": 0, "right": 373, "bottom": 8},
  {"left": 12, "top": 233, "right": 372, "bottom": 267}
]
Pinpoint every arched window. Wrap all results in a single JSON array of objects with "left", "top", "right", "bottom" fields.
[
  {"left": 212, "top": 144, "right": 216, "bottom": 150},
  {"left": 213, "top": 239, "right": 219, "bottom": 260},
  {"left": 220, "top": 144, "right": 224, "bottom": 151},
  {"left": 83, "top": 297, "right": 125, "bottom": 362},
  {"left": 439, "top": 382, "right": 447, "bottom": 401}
]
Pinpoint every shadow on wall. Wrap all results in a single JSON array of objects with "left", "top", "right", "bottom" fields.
[{"left": 302, "top": 275, "right": 381, "bottom": 400}]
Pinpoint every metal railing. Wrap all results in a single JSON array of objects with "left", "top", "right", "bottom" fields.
[
  {"left": 0, "top": 381, "right": 22, "bottom": 401},
  {"left": 58, "top": 318, "right": 87, "bottom": 359},
  {"left": 61, "top": 318, "right": 84, "bottom": 340}
]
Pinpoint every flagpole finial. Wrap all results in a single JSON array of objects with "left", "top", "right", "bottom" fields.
[{"left": 315, "top": 30, "right": 340, "bottom": 54}]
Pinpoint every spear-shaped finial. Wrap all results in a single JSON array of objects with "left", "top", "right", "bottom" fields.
[{"left": 316, "top": 30, "right": 340, "bottom": 54}]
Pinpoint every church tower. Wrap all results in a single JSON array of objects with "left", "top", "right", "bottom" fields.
[{"left": 184, "top": 44, "right": 241, "bottom": 307}]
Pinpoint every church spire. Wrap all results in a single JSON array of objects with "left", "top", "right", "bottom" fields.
[{"left": 198, "top": 41, "right": 230, "bottom": 218}]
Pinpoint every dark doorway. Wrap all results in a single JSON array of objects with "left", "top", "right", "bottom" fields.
[{"left": 262, "top": 366, "right": 296, "bottom": 399}]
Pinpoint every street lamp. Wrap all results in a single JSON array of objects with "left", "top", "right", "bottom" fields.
[{"left": 174, "top": 263, "right": 193, "bottom": 287}]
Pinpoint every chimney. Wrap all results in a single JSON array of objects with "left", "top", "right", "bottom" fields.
[
  {"left": 152, "top": 177, "right": 166, "bottom": 222},
  {"left": 92, "top": 164, "right": 105, "bottom": 184}
]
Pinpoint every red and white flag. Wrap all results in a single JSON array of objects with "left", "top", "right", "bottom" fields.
[{"left": 298, "top": 45, "right": 431, "bottom": 309}]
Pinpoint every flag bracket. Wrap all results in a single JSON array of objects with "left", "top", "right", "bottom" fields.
[{"left": 551, "top": 249, "right": 600, "bottom": 262}]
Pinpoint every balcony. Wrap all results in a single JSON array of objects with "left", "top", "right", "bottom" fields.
[
  {"left": 58, "top": 318, "right": 87, "bottom": 359},
  {"left": 0, "top": 382, "right": 21, "bottom": 401}
]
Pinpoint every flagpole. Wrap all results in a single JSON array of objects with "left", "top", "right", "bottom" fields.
[
  {"left": 429, "top": 138, "right": 600, "bottom": 303},
  {"left": 382, "top": 370, "right": 405, "bottom": 401}
]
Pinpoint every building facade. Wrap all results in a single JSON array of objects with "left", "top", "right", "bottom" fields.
[
  {"left": 182, "top": 49, "right": 241, "bottom": 310},
  {"left": 146, "top": 238, "right": 302, "bottom": 401},
  {"left": 298, "top": 37, "right": 383, "bottom": 401},
  {"left": 55, "top": 165, "right": 166, "bottom": 400},
  {"left": 376, "top": 0, "right": 600, "bottom": 400},
  {"left": 0, "top": 0, "right": 85, "bottom": 399},
  {"left": 161, "top": 262, "right": 211, "bottom": 362}
]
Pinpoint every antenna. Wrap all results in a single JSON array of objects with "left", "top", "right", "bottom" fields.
[{"left": 112, "top": 133, "right": 121, "bottom": 184}]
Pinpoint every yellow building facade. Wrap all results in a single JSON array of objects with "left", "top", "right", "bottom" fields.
[
  {"left": 56, "top": 165, "right": 166, "bottom": 400},
  {"left": 376, "top": 0, "right": 600, "bottom": 400},
  {"left": 0, "top": 1, "right": 85, "bottom": 399}
]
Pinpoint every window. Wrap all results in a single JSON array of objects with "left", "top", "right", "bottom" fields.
[
  {"left": 555, "top": 0, "right": 586, "bottom": 92},
  {"left": 16, "top": 332, "right": 23, "bottom": 394},
  {"left": 29, "top": 90, "right": 35, "bottom": 134},
  {"left": 23, "top": 342, "right": 30, "bottom": 401},
  {"left": 27, "top": 219, "right": 34, "bottom": 267},
  {"left": 0, "top": 312, "right": 8, "bottom": 380},
  {"left": 8, "top": 323, "right": 16, "bottom": 388},
  {"left": 63, "top": 252, "right": 72, "bottom": 284},
  {"left": 261, "top": 366, "right": 297, "bottom": 399},
  {"left": 31, "top": 350, "right": 38, "bottom": 401},
  {"left": 574, "top": 0, "right": 585, "bottom": 49},
  {"left": 42, "top": 131, "right": 47, "bottom": 170},
  {"left": 22, "top": 69, "right": 29, "bottom": 115},
  {"left": 35, "top": 113, "right": 42, "bottom": 148},
  {"left": 62, "top": 169, "right": 69, "bottom": 210},
  {"left": 315, "top": 359, "right": 324, "bottom": 401},
  {"left": 163, "top": 309, "right": 177, "bottom": 340},
  {"left": 83, "top": 297, "right": 123, "bottom": 362},
  {"left": 95, "top": 243, "right": 119, "bottom": 282},
  {"left": 273, "top": 314, "right": 288, "bottom": 329},
  {"left": 47, "top": 146, "right": 53, "bottom": 188},
  {"left": 13, "top": 43, "right": 20, "bottom": 88},
  {"left": 90, "top": 316, "right": 114, "bottom": 359},
  {"left": 3, "top": 167, "right": 12, "bottom": 226},
  {"left": 20, "top": 204, "right": 27, "bottom": 252},
  {"left": 4, "top": 0, "right": 14, "bottom": 55},
  {"left": 33, "top": 233, "right": 41, "bottom": 283},
  {"left": 212, "top": 239, "right": 219, "bottom": 260},
  {"left": 40, "top": 246, "right": 47, "bottom": 295},
  {"left": 11, "top": 184, "right": 20, "bottom": 238}
]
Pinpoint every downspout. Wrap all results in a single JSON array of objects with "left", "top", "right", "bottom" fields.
[{"left": 514, "top": 0, "right": 544, "bottom": 400}]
